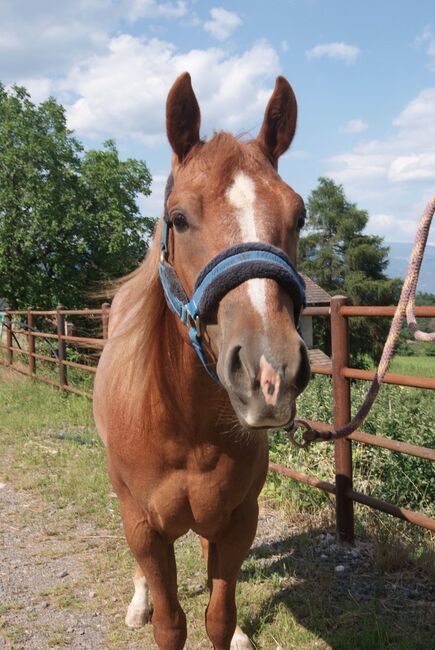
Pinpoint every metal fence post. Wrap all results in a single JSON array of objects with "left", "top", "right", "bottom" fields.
[
  {"left": 27, "top": 309, "right": 36, "bottom": 375},
  {"left": 102, "top": 302, "right": 110, "bottom": 340},
  {"left": 5, "top": 311, "right": 13, "bottom": 366},
  {"left": 56, "top": 305, "right": 68, "bottom": 389},
  {"left": 331, "top": 295, "right": 354, "bottom": 543}
]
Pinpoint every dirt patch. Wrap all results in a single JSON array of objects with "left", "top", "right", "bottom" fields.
[{"left": 0, "top": 482, "right": 116, "bottom": 649}]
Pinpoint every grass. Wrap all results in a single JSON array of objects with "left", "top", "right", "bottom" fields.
[
  {"left": 0, "top": 367, "right": 434, "bottom": 649},
  {"left": 388, "top": 355, "right": 435, "bottom": 378}
]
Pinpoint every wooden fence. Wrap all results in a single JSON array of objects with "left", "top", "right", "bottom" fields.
[{"left": 1, "top": 297, "right": 434, "bottom": 539}]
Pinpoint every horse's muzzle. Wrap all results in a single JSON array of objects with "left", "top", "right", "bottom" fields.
[{"left": 219, "top": 336, "right": 310, "bottom": 429}]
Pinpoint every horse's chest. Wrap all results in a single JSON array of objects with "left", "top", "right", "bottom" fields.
[{"left": 146, "top": 446, "right": 265, "bottom": 539}]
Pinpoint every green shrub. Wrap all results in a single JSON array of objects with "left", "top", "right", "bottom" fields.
[{"left": 267, "top": 376, "right": 435, "bottom": 518}]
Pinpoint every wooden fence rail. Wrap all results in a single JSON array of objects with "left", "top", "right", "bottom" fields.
[{"left": 1, "top": 299, "right": 434, "bottom": 537}]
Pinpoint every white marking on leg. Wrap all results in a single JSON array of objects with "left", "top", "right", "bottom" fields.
[
  {"left": 230, "top": 625, "right": 253, "bottom": 649},
  {"left": 226, "top": 172, "right": 267, "bottom": 321},
  {"left": 125, "top": 575, "right": 151, "bottom": 628}
]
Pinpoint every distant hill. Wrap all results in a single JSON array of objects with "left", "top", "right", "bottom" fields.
[{"left": 385, "top": 242, "right": 435, "bottom": 294}]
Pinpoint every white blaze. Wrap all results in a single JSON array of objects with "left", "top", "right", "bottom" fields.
[{"left": 226, "top": 172, "right": 267, "bottom": 320}]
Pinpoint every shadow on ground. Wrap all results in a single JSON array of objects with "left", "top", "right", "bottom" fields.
[{"left": 238, "top": 525, "right": 434, "bottom": 650}]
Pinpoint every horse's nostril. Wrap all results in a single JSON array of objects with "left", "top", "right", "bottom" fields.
[
  {"left": 228, "top": 345, "right": 242, "bottom": 377},
  {"left": 226, "top": 345, "right": 253, "bottom": 401},
  {"left": 294, "top": 343, "right": 311, "bottom": 394}
]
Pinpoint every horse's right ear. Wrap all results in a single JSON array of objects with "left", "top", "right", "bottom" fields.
[{"left": 166, "top": 72, "right": 201, "bottom": 163}]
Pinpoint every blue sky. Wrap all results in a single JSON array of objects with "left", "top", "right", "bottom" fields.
[{"left": 1, "top": 0, "right": 435, "bottom": 243}]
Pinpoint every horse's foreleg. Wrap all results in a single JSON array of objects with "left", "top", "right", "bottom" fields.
[
  {"left": 119, "top": 491, "right": 187, "bottom": 650},
  {"left": 125, "top": 564, "right": 152, "bottom": 628},
  {"left": 204, "top": 499, "right": 258, "bottom": 650},
  {"left": 200, "top": 536, "right": 252, "bottom": 649}
]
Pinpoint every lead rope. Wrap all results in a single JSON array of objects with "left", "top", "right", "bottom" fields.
[{"left": 288, "top": 196, "right": 435, "bottom": 448}]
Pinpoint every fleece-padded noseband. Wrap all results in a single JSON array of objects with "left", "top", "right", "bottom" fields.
[{"left": 158, "top": 174, "right": 306, "bottom": 382}]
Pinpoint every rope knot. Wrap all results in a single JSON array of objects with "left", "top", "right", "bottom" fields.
[{"left": 286, "top": 419, "right": 332, "bottom": 448}]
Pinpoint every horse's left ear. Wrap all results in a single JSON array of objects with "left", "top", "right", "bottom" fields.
[
  {"left": 257, "top": 76, "right": 297, "bottom": 167},
  {"left": 166, "top": 72, "right": 201, "bottom": 163}
]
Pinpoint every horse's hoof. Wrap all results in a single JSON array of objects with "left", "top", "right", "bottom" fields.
[
  {"left": 230, "top": 625, "right": 254, "bottom": 649},
  {"left": 125, "top": 604, "right": 152, "bottom": 628}
]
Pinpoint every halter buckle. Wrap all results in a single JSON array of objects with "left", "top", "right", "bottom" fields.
[
  {"left": 187, "top": 313, "right": 201, "bottom": 337},
  {"left": 160, "top": 220, "right": 171, "bottom": 262},
  {"left": 160, "top": 246, "right": 168, "bottom": 263}
]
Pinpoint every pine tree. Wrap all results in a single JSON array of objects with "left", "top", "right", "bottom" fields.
[{"left": 300, "top": 177, "right": 401, "bottom": 364}]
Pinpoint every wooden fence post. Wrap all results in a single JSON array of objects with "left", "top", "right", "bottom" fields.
[
  {"left": 331, "top": 295, "right": 354, "bottom": 543},
  {"left": 56, "top": 305, "right": 68, "bottom": 389},
  {"left": 102, "top": 302, "right": 110, "bottom": 340},
  {"left": 6, "top": 311, "right": 13, "bottom": 366},
  {"left": 27, "top": 309, "right": 36, "bottom": 375}
]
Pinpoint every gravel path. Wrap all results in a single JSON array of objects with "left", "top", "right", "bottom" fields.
[{"left": 0, "top": 481, "right": 111, "bottom": 649}]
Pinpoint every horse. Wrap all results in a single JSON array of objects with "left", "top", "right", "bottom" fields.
[{"left": 93, "top": 72, "right": 310, "bottom": 650}]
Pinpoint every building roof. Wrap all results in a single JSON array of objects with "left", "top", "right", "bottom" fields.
[
  {"left": 301, "top": 274, "right": 331, "bottom": 305},
  {"left": 308, "top": 348, "right": 332, "bottom": 368}
]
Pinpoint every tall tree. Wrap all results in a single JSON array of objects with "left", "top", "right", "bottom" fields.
[
  {"left": 300, "top": 177, "right": 401, "bottom": 364},
  {"left": 0, "top": 84, "right": 154, "bottom": 309}
]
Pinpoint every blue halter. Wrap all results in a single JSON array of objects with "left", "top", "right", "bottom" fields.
[{"left": 158, "top": 176, "right": 306, "bottom": 382}]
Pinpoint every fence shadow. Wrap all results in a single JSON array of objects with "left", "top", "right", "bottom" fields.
[{"left": 238, "top": 525, "right": 434, "bottom": 649}]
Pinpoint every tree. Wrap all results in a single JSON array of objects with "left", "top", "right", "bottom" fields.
[
  {"left": 300, "top": 177, "right": 402, "bottom": 364},
  {"left": 0, "top": 84, "right": 154, "bottom": 309}
]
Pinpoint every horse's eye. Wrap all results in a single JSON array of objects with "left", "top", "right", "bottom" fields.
[
  {"left": 297, "top": 210, "right": 306, "bottom": 231},
  {"left": 172, "top": 212, "right": 189, "bottom": 233}
]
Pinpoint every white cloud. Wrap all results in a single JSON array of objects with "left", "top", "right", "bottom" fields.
[
  {"left": 0, "top": 32, "right": 21, "bottom": 49},
  {"left": 0, "top": 0, "right": 190, "bottom": 83},
  {"left": 126, "top": 0, "right": 188, "bottom": 21},
  {"left": 326, "top": 87, "right": 435, "bottom": 239},
  {"left": 306, "top": 42, "right": 360, "bottom": 64},
  {"left": 367, "top": 213, "right": 422, "bottom": 240},
  {"left": 282, "top": 150, "right": 311, "bottom": 160},
  {"left": 388, "top": 154, "right": 435, "bottom": 182},
  {"left": 339, "top": 118, "right": 368, "bottom": 134},
  {"left": 417, "top": 27, "right": 435, "bottom": 56},
  {"left": 416, "top": 27, "right": 435, "bottom": 72},
  {"left": 0, "top": 1, "right": 114, "bottom": 80},
  {"left": 392, "top": 87, "right": 435, "bottom": 135},
  {"left": 14, "top": 78, "right": 55, "bottom": 104},
  {"left": 204, "top": 7, "right": 242, "bottom": 41},
  {"left": 64, "top": 35, "right": 280, "bottom": 140},
  {"left": 138, "top": 174, "right": 168, "bottom": 217}
]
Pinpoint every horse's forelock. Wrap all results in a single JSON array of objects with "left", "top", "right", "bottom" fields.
[{"left": 181, "top": 133, "right": 268, "bottom": 195}]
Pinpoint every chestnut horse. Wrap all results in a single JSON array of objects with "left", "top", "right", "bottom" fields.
[{"left": 93, "top": 73, "right": 310, "bottom": 649}]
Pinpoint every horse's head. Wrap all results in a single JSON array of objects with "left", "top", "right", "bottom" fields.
[{"left": 163, "top": 72, "right": 310, "bottom": 430}]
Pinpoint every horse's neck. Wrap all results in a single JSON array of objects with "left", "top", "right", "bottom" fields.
[{"left": 159, "top": 313, "right": 236, "bottom": 441}]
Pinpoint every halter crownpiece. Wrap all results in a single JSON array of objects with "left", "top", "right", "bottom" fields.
[{"left": 158, "top": 174, "right": 307, "bottom": 382}]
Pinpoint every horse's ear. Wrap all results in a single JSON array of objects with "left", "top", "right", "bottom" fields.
[
  {"left": 257, "top": 76, "right": 297, "bottom": 167},
  {"left": 166, "top": 72, "right": 201, "bottom": 163}
]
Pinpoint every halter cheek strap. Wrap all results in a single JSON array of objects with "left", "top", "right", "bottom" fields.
[{"left": 158, "top": 175, "right": 306, "bottom": 382}]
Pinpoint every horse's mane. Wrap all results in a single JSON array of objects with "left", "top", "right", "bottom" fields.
[{"left": 105, "top": 220, "right": 186, "bottom": 427}]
